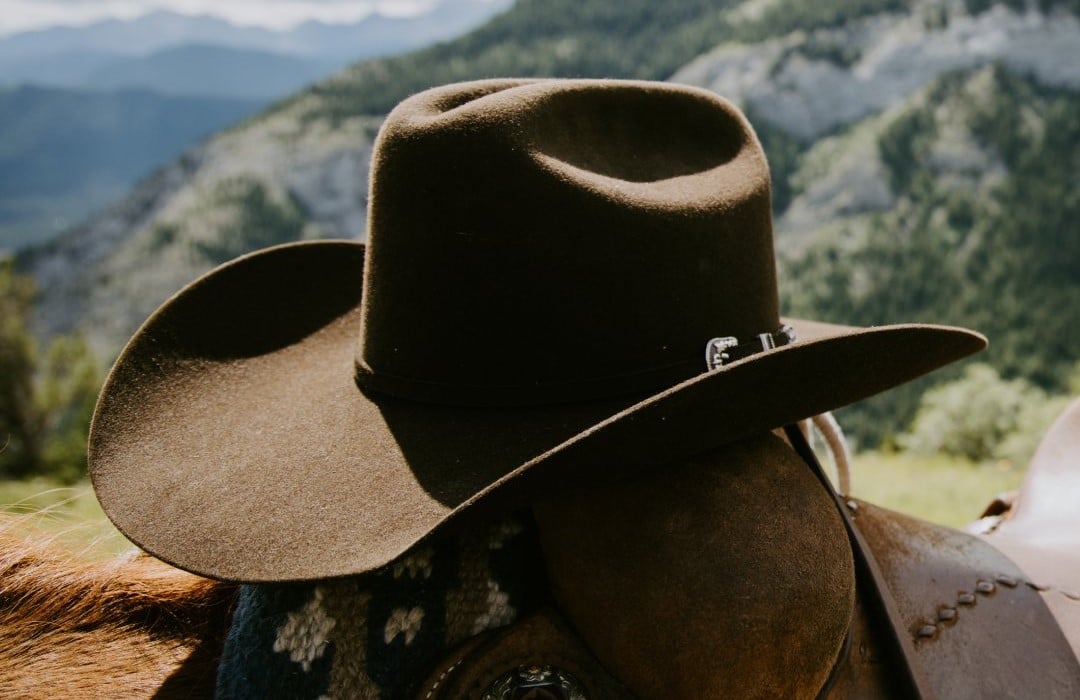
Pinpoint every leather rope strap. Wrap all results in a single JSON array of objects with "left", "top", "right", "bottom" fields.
[{"left": 785, "top": 424, "right": 937, "bottom": 700}]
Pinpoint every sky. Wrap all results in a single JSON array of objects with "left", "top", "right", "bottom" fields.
[{"left": 0, "top": 0, "right": 449, "bottom": 35}]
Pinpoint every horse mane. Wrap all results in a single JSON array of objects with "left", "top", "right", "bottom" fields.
[{"left": 0, "top": 516, "right": 237, "bottom": 698}]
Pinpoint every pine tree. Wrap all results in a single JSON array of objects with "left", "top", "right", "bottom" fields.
[
  {"left": 0, "top": 260, "right": 43, "bottom": 478},
  {"left": 0, "top": 260, "right": 100, "bottom": 481}
]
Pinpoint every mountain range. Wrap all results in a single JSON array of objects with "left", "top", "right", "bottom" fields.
[
  {"left": 15, "top": 0, "right": 1080, "bottom": 446},
  {"left": 0, "top": 0, "right": 512, "bottom": 250},
  {"left": 3, "top": 44, "right": 339, "bottom": 100},
  {"left": 0, "top": 84, "right": 265, "bottom": 250},
  {"left": 0, "top": 1, "right": 514, "bottom": 74}
]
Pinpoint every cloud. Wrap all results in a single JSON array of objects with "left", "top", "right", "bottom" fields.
[{"left": 0, "top": 0, "right": 443, "bottom": 35}]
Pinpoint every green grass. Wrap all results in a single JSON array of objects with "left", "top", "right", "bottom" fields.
[
  {"left": 843, "top": 451, "right": 1025, "bottom": 528},
  {"left": 0, "top": 478, "right": 133, "bottom": 558}
]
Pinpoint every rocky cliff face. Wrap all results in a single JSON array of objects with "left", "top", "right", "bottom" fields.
[
  {"left": 20, "top": 0, "right": 1080, "bottom": 367},
  {"left": 676, "top": 3, "right": 1080, "bottom": 140},
  {"left": 672, "top": 0, "right": 1080, "bottom": 239}
]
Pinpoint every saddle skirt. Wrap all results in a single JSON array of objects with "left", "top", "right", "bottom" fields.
[
  {"left": 837, "top": 499, "right": 1080, "bottom": 699},
  {"left": 975, "top": 397, "right": 1080, "bottom": 660},
  {"left": 417, "top": 499, "right": 1080, "bottom": 700}
]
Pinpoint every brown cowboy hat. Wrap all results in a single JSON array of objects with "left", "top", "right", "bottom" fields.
[{"left": 89, "top": 79, "right": 985, "bottom": 582}]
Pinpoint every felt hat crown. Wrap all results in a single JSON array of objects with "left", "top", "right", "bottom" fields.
[
  {"left": 89, "top": 79, "right": 985, "bottom": 582},
  {"left": 356, "top": 79, "right": 779, "bottom": 406}
]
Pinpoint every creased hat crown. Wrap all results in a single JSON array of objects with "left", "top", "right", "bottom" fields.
[{"left": 356, "top": 79, "right": 778, "bottom": 406}]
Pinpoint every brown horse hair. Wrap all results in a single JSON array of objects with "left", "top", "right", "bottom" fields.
[{"left": 0, "top": 515, "right": 237, "bottom": 699}]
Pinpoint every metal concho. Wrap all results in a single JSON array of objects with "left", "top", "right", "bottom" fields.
[{"left": 482, "top": 665, "right": 588, "bottom": 700}]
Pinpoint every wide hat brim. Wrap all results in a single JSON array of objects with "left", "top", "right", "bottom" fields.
[{"left": 90, "top": 240, "right": 985, "bottom": 582}]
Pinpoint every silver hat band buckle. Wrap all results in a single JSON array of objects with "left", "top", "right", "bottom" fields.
[
  {"left": 705, "top": 325, "right": 796, "bottom": 371},
  {"left": 482, "top": 665, "right": 587, "bottom": 699}
]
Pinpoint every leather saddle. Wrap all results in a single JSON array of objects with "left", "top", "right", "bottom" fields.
[
  {"left": 415, "top": 406, "right": 1080, "bottom": 699},
  {"left": 973, "top": 397, "right": 1080, "bottom": 660}
]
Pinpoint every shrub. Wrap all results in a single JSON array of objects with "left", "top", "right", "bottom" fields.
[
  {"left": 0, "top": 260, "right": 41, "bottom": 478},
  {"left": 900, "top": 363, "right": 1067, "bottom": 466},
  {"left": 0, "top": 261, "right": 100, "bottom": 482}
]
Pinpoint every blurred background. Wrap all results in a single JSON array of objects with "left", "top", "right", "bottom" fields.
[{"left": 1, "top": 0, "right": 1077, "bottom": 553}]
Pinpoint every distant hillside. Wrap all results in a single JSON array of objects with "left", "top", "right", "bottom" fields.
[
  {"left": 0, "top": 85, "right": 263, "bottom": 250},
  {"left": 18, "top": 0, "right": 1080, "bottom": 447},
  {"left": 81, "top": 44, "right": 336, "bottom": 100}
]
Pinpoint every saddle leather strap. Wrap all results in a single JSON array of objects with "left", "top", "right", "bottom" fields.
[
  {"left": 415, "top": 607, "right": 632, "bottom": 699},
  {"left": 845, "top": 497, "right": 1080, "bottom": 698},
  {"left": 784, "top": 424, "right": 937, "bottom": 700}
]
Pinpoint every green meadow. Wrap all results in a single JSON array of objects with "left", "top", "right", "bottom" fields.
[
  {"left": 838, "top": 451, "right": 1023, "bottom": 527},
  {"left": 0, "top": 478, "right": 133, "bottom": 558}
]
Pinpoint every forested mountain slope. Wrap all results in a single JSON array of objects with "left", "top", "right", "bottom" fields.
[
  {"left": 17, "top": 0, "right": 1080, "bottom": 446},
  {"left": 669, "top": 1, "right": 1080, "bottom": 440},
  {"left": 782, "top": 67, "right": 1079, "bottom": 442}
]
